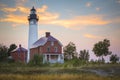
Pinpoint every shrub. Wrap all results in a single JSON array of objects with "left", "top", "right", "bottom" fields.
[
  {"left": 29, "top": 54, "right": 43, "bottom": 66},
  {"left": 110, "top": 54, "right": 119, "bottom": 64},
  {"left": 0, "top": 44, "right": 8, "bottom": 61}
]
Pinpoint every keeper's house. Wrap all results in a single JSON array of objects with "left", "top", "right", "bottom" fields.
[{"left": 30, "top": 32, "right": 64, "bottom": 63}]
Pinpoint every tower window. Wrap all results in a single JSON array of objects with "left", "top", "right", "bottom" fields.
[{"left": 31, "top": 11, "right": 36, "bottom": 14}]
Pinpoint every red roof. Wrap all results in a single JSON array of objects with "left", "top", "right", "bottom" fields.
[
  {"left": 31, "top": 32, "right": 62, "bottom": 48},
  {"left": 12, "top": 45, "right": 27, "bottom": 53}
]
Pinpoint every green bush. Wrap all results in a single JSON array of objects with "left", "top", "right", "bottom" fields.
[
  {"left": 0, "top": 44, "right": 8, "bottom": 61},
  {"left": 28, "top": 54, "right": 43, "bottom": 66},
  {"left": 64, "top": 58, "right": 86, "bottom": 67}
]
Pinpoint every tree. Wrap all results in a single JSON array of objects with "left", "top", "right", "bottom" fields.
[
  {"left": 110, "top": 54, "right": 119, "bottom": 63},
  {"left": 8, "top": 44, "right": 17, "bottom": 56},
  {"left": 92, "top": 39, "right": 112, "bottom": 61},
  {"left": 0, "top": 44, "right": 8, "bottom": 61},
  {"left": 63, "top": 42, "right": 77, "bottom": 60},
  {"left": 79, "top": 49, "right": 90, "bottom": 62}
]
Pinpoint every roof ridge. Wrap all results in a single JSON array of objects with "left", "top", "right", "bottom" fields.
[{"left": 31, "top": 34, "right": 63, "bottom": 48}]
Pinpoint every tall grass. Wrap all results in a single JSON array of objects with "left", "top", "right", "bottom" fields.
[
  {"left": 0, "top": 62, "right": 120, "bottom": 80},
  {"left": 0, "top": 74, "right": 118, "bottom": 80}
]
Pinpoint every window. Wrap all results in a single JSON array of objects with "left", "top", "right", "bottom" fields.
[
  {"left": 31, "top": 11, "right": 35, "bottom": 14},
  {"left": 51, "top": 41, "right": 54, "bottom": 46},
  {"left": 47, "top": 46, "right": 50, "bottom": 52},
  {"left": 54, "top": 47, "right": 58, "bottom": 52}
]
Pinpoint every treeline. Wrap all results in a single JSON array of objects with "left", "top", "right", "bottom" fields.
[
  {"left": 0, "top": 39, "right": 119, "bottom": 64},
  {"left": 63, "top": 39, "right": 119, "bottom": 64},
  {"left": 0, "top": 44, "right": 17, "bottom": 62}
]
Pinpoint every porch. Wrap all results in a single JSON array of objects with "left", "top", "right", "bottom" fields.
[{"left": 43, "top": 54, "right": 64, "bottom": 63}]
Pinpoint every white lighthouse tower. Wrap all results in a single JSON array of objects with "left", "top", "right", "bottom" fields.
[{"left": 28, "top": 7, "right": 39, "bottom": 62}]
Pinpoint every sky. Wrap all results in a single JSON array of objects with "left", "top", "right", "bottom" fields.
[{"left": 0, "top": 0, "right": 120, "bottom": 61}]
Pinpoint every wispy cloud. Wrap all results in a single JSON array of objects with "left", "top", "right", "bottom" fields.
[
  {"left": 84, "top": 34, "right": 102, "bottom": 39},
  {"left": 0, "top": 5, "right": 59, "bottom": 25},
  {"left": 0, "top": 14, "right": 27, "bottom": 24},
  {"left": 116, "top": 0, "right": 120, "bottom": 3},
  {"left": 0, "top": 5, "right": 111, "bottom": 30},
  {"left": 1, "top": 6, "right": 29, "bottom": 13},
  {"left": 1, "top": 5, "right": 50, "bottom": 14},
  {"left": 37, "top": 5, "right": 48, "bottom": 13},
  {"left": 15, "top": 0, "right": 27, "bottom": 6},
  {"left": 86, "top": 2, "right": 92, "bottom": 7},
  {"left": 38, "top": 12, "right": 59, "bottom": 21},
  {"left": 44, "top": 14, "right": 110, "bottom": 29},
  {"left": 96, "top": 7, "right": 100, "bottom": 11},
  {"left": 1, "top": 8, "right": 17, "bottom": 13}
]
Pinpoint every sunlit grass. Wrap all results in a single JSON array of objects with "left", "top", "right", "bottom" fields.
[
  {"left": 0, "top": 62, "right": 120, "bottom": 80},
  {"left": 0, "top": 74, "right": 118, "bottom": 80}
]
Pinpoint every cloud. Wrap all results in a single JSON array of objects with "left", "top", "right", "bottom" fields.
[
  {"left": 0, "top": 14, "right": 27, "bottom": 24},
  {"left": 38, "top": 13, "right": 59, "bottom": 23},
  {"left": 84, "top": 34, "right": 102, "bottom": 39},
  {"left": 17, "top": 6, "right": 29, "bottom": 13},
  {"left": 1, "top": 5, "right": 49, "bottom": 14},
  {"left": 0, "top": 5, "right": 59, "bottom": 25},
  {"left": 116, "top": 0, "right": 120, "bottom": 3},
  {"left": 111, "top": 16, "right": 120, "bottom": 24},
  {"left": 44, "top": 14, "right": 110, "bottom": 29},
  {"left": 37, "top": 5, "right": 48, "bottom": 13},
  {"left": 37, "top": 5, "right": 59, "bottom": 22},
  {"left": 1, "top": 14, "right": 108, "bottom": 30},
  {"left": 1, "top": 6, "right": 29, "bottom": 13},
  {"left": 0, "top": 5, "right": 111, "bottom": 30},
  {"left": 1, "top": 8, "right": 17, "bottom": 13},
  {"left": 96, "top": 7, "right": 100, "bottom": 11},
  {"left": 15, "top": 0, "right": 27, "bottom": 6},
  {"left": 86, "top": 2, "right": 92, "bottom": 7},
  {"left": 21, "top": 0, "right": 27, "bottom": 2}
]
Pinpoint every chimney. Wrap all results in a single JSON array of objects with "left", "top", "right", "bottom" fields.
[
  {"left": 19, "top": 44, "right": 21, "bottom": 48},
  {"left": 46, "top": 32, "right": 50, "bottom": 37}
]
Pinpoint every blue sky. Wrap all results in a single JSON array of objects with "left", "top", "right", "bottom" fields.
[{"left": 0, "top": 0, "right": 120, "bottom": 61}]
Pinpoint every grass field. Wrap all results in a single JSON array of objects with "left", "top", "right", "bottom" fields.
[
  {"left": 0, "top": 74, "right": 117, "bottom": 80},
  {"left": 0, "top": 62, "right": 120, "bottom": 80}
]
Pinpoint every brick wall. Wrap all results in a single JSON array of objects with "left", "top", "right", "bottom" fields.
[
  {"left": 43, "top": 41, "right": 62, "bottom": 53},
  {"left": 11, "top": 51, "right": 27, "bottom": 63},
  {"left": 30, "top": 41, "right": 62, "bottom": 60}
]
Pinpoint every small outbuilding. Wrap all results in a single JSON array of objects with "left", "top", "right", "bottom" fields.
[{"left": 11, "top": 45, "right": 27, "bottom": 63}]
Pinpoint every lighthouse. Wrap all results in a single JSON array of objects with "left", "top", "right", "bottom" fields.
[{"left": 28, "top": 7, "right": 39, "bottom": 62}]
